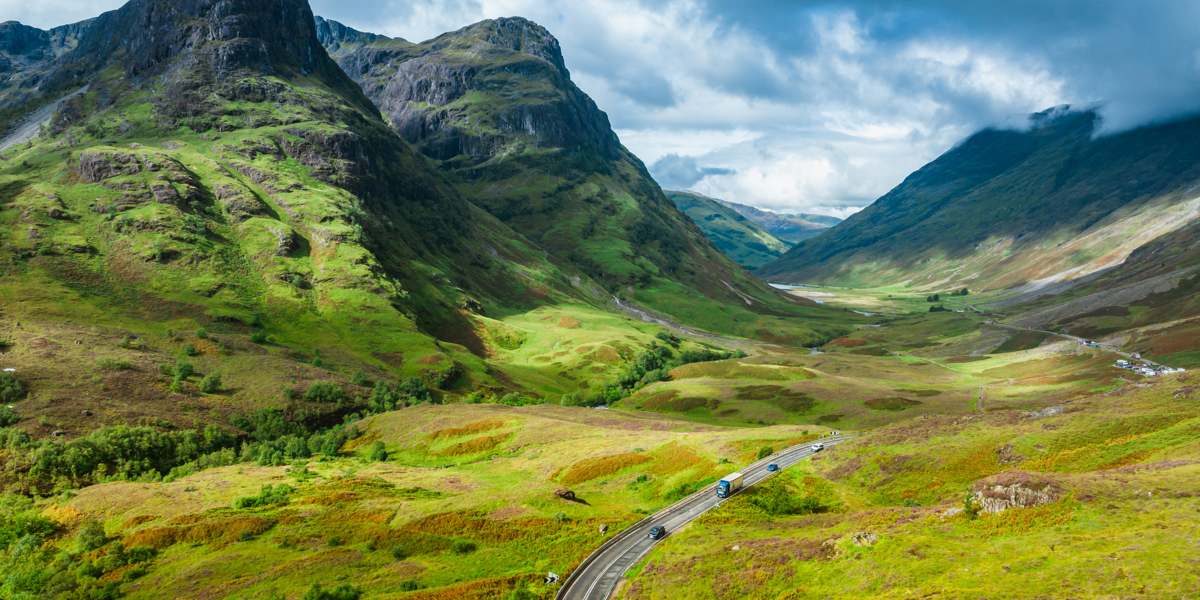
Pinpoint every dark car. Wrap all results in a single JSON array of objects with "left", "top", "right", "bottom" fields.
[
  {"left": 766, "top": 464, "right": 779, "bottom": 472},
  {"left": 648, "top": 526, "right": 667, "bottom": 540}
]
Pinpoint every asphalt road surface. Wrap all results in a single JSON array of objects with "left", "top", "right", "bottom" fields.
[{"left": 557, "top": 434, "right": 856, "bottom": 600}]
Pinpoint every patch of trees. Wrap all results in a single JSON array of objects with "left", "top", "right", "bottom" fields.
[
  {"left": 561, "top": 342, "right": 745, "bottom": 408},
  {"left": 929, "top": 305, "right": 946, "bottom": 313}
]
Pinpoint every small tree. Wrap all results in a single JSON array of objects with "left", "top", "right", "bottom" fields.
[
  {"left": 195, "top": 329, "right": 208, "bottom": 339},
  {"left": 369, "top": 440, "right": 388, "bottom": 462},
  {"left": 963, "top": 491, "right": 981, "bottom": 520},
  {"left": 174, "top": 362, "right": 194, "bottom": 381},
  {"left": 183, "top": 342, "right": 197, "bottom": 356},
  {"left": 199, "top": 374, "right": 222, "bottom": 394},
  {"left": 0, "top": 372, "right": 27, "bottom": 403},
  {"left": 757, "top": 446, "right": 775, "bottom": 460},
  {"left": 118, "top": 336, "right": 133, "bottom": 349},
  {"left": 78, "top": 518, "right": 109, "bottom": 552}
]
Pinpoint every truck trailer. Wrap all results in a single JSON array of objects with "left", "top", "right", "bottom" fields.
[{"left": 716, "top": 472, "right": 744, "bottom": 498}]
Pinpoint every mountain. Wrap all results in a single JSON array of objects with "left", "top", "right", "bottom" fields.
[
  {"left": 714, "top": 199, "right": 840, "bottom": 244},
  {"left": 757, "top": 107, "right": 1200, "bottom": 290},
  {"left": 0, "top": 0, "right": 628, "bottom": 438},
  {"left": 665, "top": 190, "right": 790, "bottom": 269},
  {"left": 318, "top": 17, "right": 853, "bottom": 343}
]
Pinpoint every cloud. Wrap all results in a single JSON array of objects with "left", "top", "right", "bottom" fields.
[
  {"left": 10, "top": 0, "right": 1200, "bottom": 217},
  {"left": 650, "top": 154, "right": 734, "bottom": 189}
]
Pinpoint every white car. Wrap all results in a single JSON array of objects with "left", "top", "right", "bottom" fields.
[{"left": 810, "top": 443, "right": 825, "bottom": 452}]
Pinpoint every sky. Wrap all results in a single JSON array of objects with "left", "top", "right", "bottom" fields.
[{"left": 6, "top": 1, "right": 1200, "bottom": 218}]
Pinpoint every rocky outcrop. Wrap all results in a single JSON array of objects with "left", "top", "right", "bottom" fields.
[
  {"left": 970, "top": 471, "right": 1064, "bottom": 514},
  {"left": 323, "top": 16, "right": 618, "bottom": 164}
]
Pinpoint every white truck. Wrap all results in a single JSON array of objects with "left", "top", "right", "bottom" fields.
[{"left": 716, "top": 472, "right": 744, "bottom": 498}]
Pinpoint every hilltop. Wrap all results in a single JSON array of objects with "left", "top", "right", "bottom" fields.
[{"left": 665, "top": 190, "right": 790, "bottom": 269}]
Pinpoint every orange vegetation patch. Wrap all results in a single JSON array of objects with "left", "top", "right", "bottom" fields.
[
  {"left": 561, "top": 453, "right": 651, "bottom": 485},
  {"left": 647, "top": 443, "right": 710, "bottom": 478},
  {"left": 124, "top": 515, "right": 275, "bottom": 549},
  {"left": 557, "top": 316, "right": 581, "bottom": 329},
  {"left": 947, "top": 355, "right": 990, "bottom": 363},
  {"left": 827, "top": 337, "right": 867, "bottom": 348},
  {"left": 417, "top": 353, "right": 444, "bottom": 365},
  {"left": 426, "top": 417, "right": 514, "bottom": 441},
  {"left": 586, "top": 346, "right": 622, "bottom": 364},
  {"left": 406, "top": 574, "right": 527, "bottom": 600},
  {"left": 119, "top": 514, "right": 158, "bottom": 531},
  {"left": 639, "top": 390, "right": 711, "bottom": 412},
  {"left": 438, "top": 434, "right": 510, "bottom": 456},
  {"left": 399, "top": 511, "right": 575, "bottom": 544}
]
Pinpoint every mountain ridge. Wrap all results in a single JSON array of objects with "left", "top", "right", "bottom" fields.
[
  {"left": 665, "top": 190, "right": 791, "bottom": 269},
  {"left": 757, "top": 107, "right": 1200, "bottom": 292}
]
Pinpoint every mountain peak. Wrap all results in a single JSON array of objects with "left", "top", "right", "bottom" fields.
[{"left": 429, "top": 16, "right": 568, "bottom": 77}]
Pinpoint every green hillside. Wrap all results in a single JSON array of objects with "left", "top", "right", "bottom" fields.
[
  {"left": 665, "top": 191, "right": 790, "bottom": 269},
  {"left": 318, "top": 17, "right": 856, "bottom": 345},
  {"left": 757, "top": 107, "right": 1200, "bottom": 291},
  {"left": 715, "top": 199, "right": 840, "bottom": 244}
]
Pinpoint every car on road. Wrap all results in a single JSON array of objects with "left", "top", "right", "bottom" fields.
[
  {"left": 811, "top": 443, "right": 825, "bottom": 452},
  {"left": 766, "top": 463, "right": 779, "bottom": 472},
  {"left": 648, "top": 525, "right": 667, "bottom": 540}
]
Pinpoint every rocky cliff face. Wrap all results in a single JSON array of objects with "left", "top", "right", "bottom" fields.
[
  {"left": 0, "top": 19, "right": 91, "bottom": 112},
  {"left": 328, "top": 16, "right": 615, "bottom": 163}
]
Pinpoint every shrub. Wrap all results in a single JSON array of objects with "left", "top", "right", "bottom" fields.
[
  {"left": 250, "top": 331, "right": 267, "bottom": 343},
  {"left": 302, "top": 584, "right": 360, "bottom": 600},
  {"left": 78, "top": 519, "right": 109, "bottom": 552},
  {"left": 507, "top": 581, "right": 538, "bottom": 600},
  {"left": 369, "top": 440, "right": 388, "bottom": 462},
  {"left": 97, "top": 358, "right": 132, "bottom": 371},
  {"left": 757, "top": 446, "right": 775, "bottom": 460},
  {"left": 174, "top": 362, "right": 194, "bottom": 381},
  {"left": 312, "top": 357, "right": 324, "bottom": 368},
  {"left": 328, "top": 535, "right": 344, "bottom": 547},
  {"left": 552, "top": 511, "right": 568, "bottom": 523},
  {"left": 929, "top": 305, "right": 946, "bottom": 313},
  {"left": 183, "top": 342, "right": 197, "bottom": 356},
  {"left": 233, "top": 484, "right": 292, "bottom": 509},
  {"left": 199, "top": 374, "right": 222, "bottom": 394},
  {"left": 401, "top": 377, "right": 432, "bottom": 403},
  {"left": 238, "top": 530, "right": 254, "bottom": 542},
  {"left": 351, "top": 370, "right": 368, "bottom": 386},
  {"left": 0, "top": 407, "right": 20, "bottom": 427},
  {"left": 963, "top": 491, "right": 981, "bottom": 520},
  {"left": 0, "top": 372, "right": 26, "bottom": 403},
  {"left": 398, "top": 581, "right": 420, "bottom": 591},
  {"left": 195, "top": 329, "right": 208, "bottom": 340},
  {"left": 391, "top": 545, "right": 408, "bottom": 561},
  {"left": 449, "top": 539, "right": 477, "bottom": 555},
  {"left": 305, "top": 382, "right": 346, "bottom": 404},
  {"left": 117, "top": 336, "right": 133, "bottom": 349}
]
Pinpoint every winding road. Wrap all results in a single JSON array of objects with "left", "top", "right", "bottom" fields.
[
  {"left": 555, "top": 434, "right": 857, "bottom": 600},
  {"left": 985, "top": 321, "right": 1174, "bottom": 370}
]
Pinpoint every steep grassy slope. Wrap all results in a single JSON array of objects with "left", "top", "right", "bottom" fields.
[
  {"left": 758, "top": 107, "right": 1200, "bottom": 292},
  {"left": 715, "top": 199, "right": 840, "bottom": 244},
  {"left": 319, "top": 17, "right": 857, "bottom": 344},
  {"left": 666, "top": 191, "right": 790, "bottom": 269},
  {"left": 0, "top": 0, "right": 639, "bottom": 436}
]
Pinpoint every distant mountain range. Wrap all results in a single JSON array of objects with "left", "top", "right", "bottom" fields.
[
  {"left": 714, "top": 200, "right": 842, "bottom": 244},
  {"left": 757, "top": 106, "right": 1200, "bottom": 294},
  {"left": 665, "top": 191, "right": 791, "bottom": 269}
]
